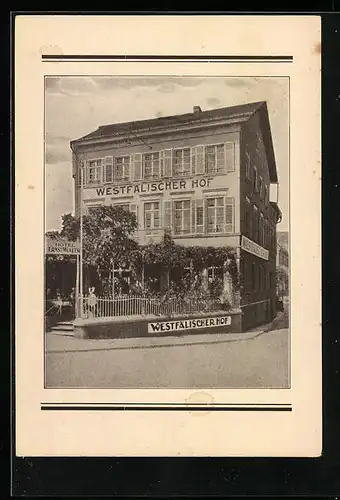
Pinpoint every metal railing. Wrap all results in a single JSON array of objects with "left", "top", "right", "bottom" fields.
[{"left": 79, "top": 295, "right": 224, "bottom": 319}]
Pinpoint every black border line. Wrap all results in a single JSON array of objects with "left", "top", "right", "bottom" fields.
[
  {"left": 42, "top": 55, "right": 293, "bottom": 62},
  {"left": 41, "top": 405, "right": 292, "bottom": 412},
  {"left": 41, "top": 402, "right": 291, "bottom": 406}
]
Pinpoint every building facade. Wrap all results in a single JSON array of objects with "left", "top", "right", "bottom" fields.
[
  {"left": 70, "top": 101, "right": 282, "bottom": 330},
  {"left": 276, "top": 232, "right": 289, "bottom": 298}
]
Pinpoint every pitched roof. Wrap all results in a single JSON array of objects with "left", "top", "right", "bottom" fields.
[
  {"left": 71, "top": 101, "right": 265, "bottom": 143},
  {"left": 71, "top": 100, "right": 278, "bottom": 182}
]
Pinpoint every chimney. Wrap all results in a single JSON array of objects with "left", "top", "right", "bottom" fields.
[{"left": 193, "top": 105, "right": 202, "bottom": 115}]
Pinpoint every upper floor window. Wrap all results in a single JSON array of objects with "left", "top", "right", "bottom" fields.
[
  {"left": 143, "top": 152, "right": 160, "bottom": 179},
  {"left": 86, "top": 159, "right": 102, "bottom": 184},
  {"left": 174, "top": 200, "right": 191, "bottom": 235},
  {"left": 259, "top": 176, "right": 264, "bottom": 198},
  {"left": 264, "top": 185, "right": 268, "bottom": 205},
  {"left": 115, "top": 156, "right": 130, "bottom": 182},
  {"left": 207, "top": 197, "right": 225, "bottom": 234},
  {"left": 253, "top": 166, "right": 258, "bottom": 192},
  {"left": 173, "top": 148, "right": 190, "bottom": 177},
  {"left": 144, "top": 201, "right": 160, "bottom": 229},
  {"left": 205, "top": 144, "right": 225, "bottom": 174},
  {"left": 114, "top": 203, "right": 130, "bottom": 212},
  {"left": 245, "top": 152, "right": 251, "bottom": 181}
]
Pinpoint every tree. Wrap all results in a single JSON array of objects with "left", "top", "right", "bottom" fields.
[{"left": 60, "top": 206, "right": 139, "bottom": 279}]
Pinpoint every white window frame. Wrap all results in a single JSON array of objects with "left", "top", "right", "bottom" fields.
[
  {"left": 205, "top": 143, "right": 226, "bottom": 175},
  {"left": 173, "top": 198, "right": 192, "bottom": 235},
  {"left": 143, "top": 151, "right": 161, "bottom": 179},
  {"left": 206, "top": 196, "right": 225, "bottom": 234},
  {"left": 172, "top": 147, "right": 191, "bottom": 177},
  {"left": 144, "top": 201, "right": 161, "bottom": 230},
  {"left": 85, "top": 158, "right": 103, "bottom": 185},
  {"left": 114, "top": 155, "right": 130, "bottom": 183}
]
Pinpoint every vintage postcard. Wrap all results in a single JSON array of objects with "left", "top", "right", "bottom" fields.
[{"left": 15, "top": 15, "right": 321, "bottom": 456}]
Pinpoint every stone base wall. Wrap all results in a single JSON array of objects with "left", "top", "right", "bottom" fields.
[{"left": 74, "top": 309, "right": 242, "bottom": 339}]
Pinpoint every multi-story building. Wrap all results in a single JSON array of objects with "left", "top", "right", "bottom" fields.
[
  {"left": 276, "top": 231, "right": 289, "bottom": 297},
  {"left": 70, "top": 101, "right": 282, "bottom": 330}
]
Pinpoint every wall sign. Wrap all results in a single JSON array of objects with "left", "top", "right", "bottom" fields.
[
  {"left": 241, "top": 235, "right": 269, "bottom": 261},
  {"left": 92, "top": 177, "right": 215, "bottom": 197},
  {"left": 46, "top": 237, "right": 80, "bottom": 255},
  {"left": 148, "top": 315, "right": 231, "bottom": 334}
]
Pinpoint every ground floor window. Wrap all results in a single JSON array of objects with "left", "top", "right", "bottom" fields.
[
  {"left": 144, "top": 201, "right": 160, "bottom": 229},
  {"left": 206, "top": 197, "right": 225, "bottom": 233},
  {"left": 174, "top": 200, "right": 191, "bottom": 234}
]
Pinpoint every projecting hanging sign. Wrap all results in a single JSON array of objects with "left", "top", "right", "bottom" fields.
[
  {"left": 45, "top": 237, "right": 80, "bottom": 255},
  {"left": 241, "top": 235, "right": 269, "bottom": 261}
]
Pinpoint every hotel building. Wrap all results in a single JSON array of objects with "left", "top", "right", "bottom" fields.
[{"left": 70, "top": 101, "right": 282, "bottom": 330}]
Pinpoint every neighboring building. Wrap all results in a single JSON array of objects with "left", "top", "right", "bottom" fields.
[
  {"left": 70, "top": 101, "right": 282, "bottom": 330},
  {"left": 276, "top": 231, "right": 289, "bottom": 297}
]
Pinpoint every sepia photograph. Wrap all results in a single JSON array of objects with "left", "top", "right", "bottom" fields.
[{"left": 44, "top": 76, "right": 290, "bottom": 389}]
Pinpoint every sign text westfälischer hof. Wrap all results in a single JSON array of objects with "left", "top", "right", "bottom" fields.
[{"left": 148, "top": 315, "right": 231, "bottom": 334}]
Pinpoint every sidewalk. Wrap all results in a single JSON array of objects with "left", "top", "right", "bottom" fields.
[{"left": 45, "top": 311, "right": 286, "bottom": 354}]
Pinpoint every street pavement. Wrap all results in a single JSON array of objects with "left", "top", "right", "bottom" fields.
[{"left": 45, "top": 309, "right": 290, "bottom": 389}]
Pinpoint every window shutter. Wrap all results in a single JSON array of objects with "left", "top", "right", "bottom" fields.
[
  {"left": 163, "top": 149, "right": 172, "bottom": 177},
  {"left": 133, "top": 153, "right": 142, "bottom": 181},
  {"left": 191, "top": 199, "right": 196, "bottom": 234},
  {"left": 196, "top": 199, "right": 204, "bottom": 234},
  {"left": 164, "top": 200, "right": 173, "bottom": 231},
  {"left": 130, "top": 203, "right": 139, "bottom": 227},
  {"left": 225, "top": 142, "right": 235, "bottom": 172},
  {"left": 103, "top": 156, "right": 113, "bottom": 183},
  {"left": 225, "top": 197, "right": 234, "bottom": 233},
  {"left": 191, "top": 145, "right": 205, "bottom": 175}
]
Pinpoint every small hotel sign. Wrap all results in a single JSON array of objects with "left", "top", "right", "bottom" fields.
[
  {"left": 148, "top": 315, "right": 231, "bottom": 334},
  {"left": 241, "top": 235, "right": 269, "bottom": 261},
  {"left": 46, "top": 237, "right": 80, "bottom": 255}
]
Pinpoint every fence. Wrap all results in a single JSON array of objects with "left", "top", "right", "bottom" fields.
[{"left": 79, "top": 295, "right": 224, "bottom": 319}]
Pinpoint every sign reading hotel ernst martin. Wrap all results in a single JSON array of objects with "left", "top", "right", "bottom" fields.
[
  {"left": 45, "top": 237, "right": 80, "bottom": 255},
  {"left": 241, "top": 235, "right": 269, "bottom": 261}
]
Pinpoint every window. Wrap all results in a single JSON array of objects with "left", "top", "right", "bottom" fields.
[
  {"left": 173, "top": 148, "right": 190, "bottom": 177},
  {"left": 245, "top": 152, "right": 251, "bottom": 180},
  {"left": 114, "top": 203, "right": 129, "bottom": 212},
  {"left": 174, "top": 200, "right": 191, "bottom": 235},
  {"left": 144, "top": 202, "right": 160, "bottom": 229},
  {"left": 86, "top": 159, "right": 102, "bottom": 184},
  {"left": 259, "top": 177, "right": 263, "bottom": 198},
  {"left": 87, "top": 205, "right": 101, "bottom": 215},
  {"left": 253, "top": 166, "right": 258, "bottom": 192},
  {"left": 205, "top": 144, "right": 225, "bottom": 174},
  {"left": 259, "top": 213, "right": 264, "bottom": 246},
  {"left": 206, "top": 197, "right": 225, "bottom": 233},
  {"left": 264, "top": 185, "right": 268, "bottom": 205},
  {"left": 114, "top": 156, "right": 130, "bottom": 182},
  {"left": 143, "top": 152, "right": 160, "bottom": 179},
  {"left": 253, "top": 205, "right": 259, "bottom": 241}
]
